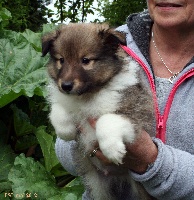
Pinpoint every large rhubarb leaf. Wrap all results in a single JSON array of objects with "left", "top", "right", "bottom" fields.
[
  {"left": 8, "top": 154, "right": 59, "bottom": 199},
  {"left": 8, "top": 154, "right": 84, "bottom": 200},
  {"left": 0, "top": 31, "right": 49, "bottom": 108}
]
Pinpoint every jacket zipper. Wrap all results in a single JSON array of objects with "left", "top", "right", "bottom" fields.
[
  {"left": 157, "top": 115, "right": 164, "bottom": 142},
  {"left": 158, "top": 69, "right": 194, "bottom": 142},
  {"left": 120, "top": 45, "right": 194, "bottom": 143}
]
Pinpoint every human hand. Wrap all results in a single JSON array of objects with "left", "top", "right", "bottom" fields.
[{"left": 88, "top": 118, "right": 158, "bottom": 174}]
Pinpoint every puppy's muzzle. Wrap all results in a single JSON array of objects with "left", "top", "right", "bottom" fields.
[{"left": 61, "top": 81, "right": 74, "bottom": 93}]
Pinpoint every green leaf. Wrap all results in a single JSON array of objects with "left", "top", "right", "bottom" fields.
[
  {"left": 35, "top": 126, "right": 59, "bottom": 172},
  {"left": 47, "top": 186, "right": 84, "bottom": 200},
  {"left": 51, "top": 163, "right": 69, "bottom": 178},
  {"left": 21, "top": 29, "right": 42, "bottom": 52},
  {"left": 0, "top": 181, "right": 12, "bottom": 192},
  {"left": 15, "top": 135, "right": 38, "bottom": 151},
  {"left": 0, "top": 192, "right": 10, "bottom": 199},
  {"left": 0, "top": 8, "right": 12, "bottom": 22},
  {"left": 48, "top": 178, "right": 84, "bottom": 200},
  {"left": 0, "top": 35, "right": 48, "bottom": 108},
  {"left": 42, "top": 23, "right": 57, "bottom": 35},
  {"left": 0, "top": 8, "right": 12, "bottom": 29},
  {"left": 11, "top": 104, "right": 35, "bottom": 137},
  {"left": 0, "top": 91, "right": 20, "bottom": 109},
  {"left": 8, "top": 154, "right": 59, "bottom": 199},
  {"left": 8, "top": 154, "right": 84, "bottom": 200},
  {"left": 0, "top": 143, "right": 16, "bottom": 193}
]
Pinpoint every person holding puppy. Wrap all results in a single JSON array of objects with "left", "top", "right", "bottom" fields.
[{"left": 55, "top": 0, "right": 194, "bottom": 199}]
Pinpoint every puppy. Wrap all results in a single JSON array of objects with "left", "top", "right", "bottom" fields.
[{"left": 42, "top": 23, "right": 155, "bottom": 200}]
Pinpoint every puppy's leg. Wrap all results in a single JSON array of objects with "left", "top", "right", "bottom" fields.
[
  {"left": 96, "top": 114, "right": 136, "bottom": 165},
  {"left": 50, "top": 103, "right": 77, "bottom": 140}
]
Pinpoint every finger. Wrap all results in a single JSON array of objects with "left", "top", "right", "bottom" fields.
[
  {"left": 88, "top": 117, "right": 97, "bottom": 129},
  {"left": 95, "top": 150, "right": 112, "bottom": 165}
]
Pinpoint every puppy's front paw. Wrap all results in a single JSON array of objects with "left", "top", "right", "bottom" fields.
[
  {"left": 55, "top": 123, "right": 77, "bottom": 141},
  {"left": 50, "top": 103, "right": 76, "bottom": 141},
  {"left": 96, "top": 113, "right": 136, "bottom": 165},
  {"left": 100, "top": 140, "right": 126, "bottom": 165}
]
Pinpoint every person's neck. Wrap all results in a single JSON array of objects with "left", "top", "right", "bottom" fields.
[
  {"left": 152, "top": 24, "right": 194, "bottom": 54},
  {"left": 150, "top": 24, "right": 194, "bottom": 79}
]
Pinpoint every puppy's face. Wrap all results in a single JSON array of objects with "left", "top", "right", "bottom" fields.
[{"left": 42, "top": 23, "right": 126, "bottom": 95}]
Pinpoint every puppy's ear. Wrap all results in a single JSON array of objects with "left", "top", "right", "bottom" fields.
[
  {"left": 41, "top": 30, "right": 60, "bottom": 57},
  {"left": 99, "top": 28, "right": 126, "bottom": 49}
]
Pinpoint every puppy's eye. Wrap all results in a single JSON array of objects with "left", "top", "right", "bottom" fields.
[
  {"left": 82, "top": 57, "right": 90, "bottom": 64},
  {"left": 59, "top": 58, "right": 64, "bottom": 64}
]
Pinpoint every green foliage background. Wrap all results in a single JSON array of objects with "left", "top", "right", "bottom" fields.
[
  {"left": 101, "top": 0, "right": 147, "bottom": 26},
  {"left": 1, "top": 0, "right": 52, "bottom": 32},
  {"left": 0, "top": 7, "right": 84, "bottom": 200}
]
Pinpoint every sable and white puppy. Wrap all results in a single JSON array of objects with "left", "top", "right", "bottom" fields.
[{"left": 42, "top": 23, "right": 154, "bottom": 200}]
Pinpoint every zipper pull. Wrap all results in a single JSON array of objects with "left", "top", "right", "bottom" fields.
[
  {"left": 157, "top": 116, "right": 164, "bottom": 141},
  {"left": 158, "top": 116, "right": 163, "bottom": 128}
]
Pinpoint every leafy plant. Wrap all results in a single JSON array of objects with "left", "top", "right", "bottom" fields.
[
  {"left": 1, "top": 0, "right": 52, "bottom": 32},
  {"left": 99, "top": 0, "right": 147, "bottom": 26},
  {"left": 53, "top": 0, "right": 96, "bottom": 23},
  {"left": 8, "top": 154, "right": 84, "bottom": 200},
  {"left": 0, "top": 31, "right": 48, "bottom": 108},
  {"left": 0, "top": 7, "right": 11, "bottom": 30},
  {"left": 0, "top": 8, "right": 83, "bottom": 200},
  {"left": 0, "top": 143, "right": 16, "bottom": 194}
]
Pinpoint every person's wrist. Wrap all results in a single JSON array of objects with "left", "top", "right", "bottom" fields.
[
  {"left": 130, "top": 139, "right": 158, "bottom": 174},
  {"left": 130, "top": 161, "right": 155, "bottom": 175}
]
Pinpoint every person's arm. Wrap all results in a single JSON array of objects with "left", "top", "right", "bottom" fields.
[
  {"left": 55, "top": 137, "right": 78, "bottom": 176},
  {"left": 131, "top": 138, "right": 194, "bottom": 200},
  {"left": 55, "top": 138, "right": 93, "bottom": 200}
]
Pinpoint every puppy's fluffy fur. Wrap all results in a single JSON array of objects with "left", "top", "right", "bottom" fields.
[{"left": 42, "top": 23, "right": 155, "bottom": 200}]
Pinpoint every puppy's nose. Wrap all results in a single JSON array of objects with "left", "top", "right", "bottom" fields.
[{"left": 61, "top": 81, "right": 74, "bottom": 92}]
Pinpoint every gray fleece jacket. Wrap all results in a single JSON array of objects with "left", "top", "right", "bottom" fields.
[{"left": 55, "top": 10, "right": 194, "bottom": 200}]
